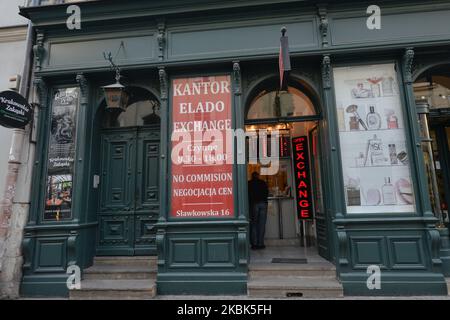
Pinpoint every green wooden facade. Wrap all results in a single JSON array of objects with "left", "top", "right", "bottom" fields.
[{"left": 18, "top": 0, "right": 450, "bottom": 297}]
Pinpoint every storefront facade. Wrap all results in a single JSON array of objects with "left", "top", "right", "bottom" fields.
[{"left": 16, "top": 0, "right": 450, "bottom": 297}]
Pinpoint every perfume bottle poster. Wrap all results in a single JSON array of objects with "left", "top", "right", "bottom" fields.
[{"left": 333, "top": 63, "right": 415, "bottom": 214}]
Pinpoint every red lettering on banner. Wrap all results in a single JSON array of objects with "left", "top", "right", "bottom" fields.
[
  {"left": 298, "top": 190, "right": 308, "bottom": 198},
  {"left": 292, "top": 136, "right": 313, "bottom": 220},
  {"left": 300, "top": 210, "right": 310, "bottom": 218}
]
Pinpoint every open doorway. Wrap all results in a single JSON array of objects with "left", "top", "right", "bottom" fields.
[
  {"left": 245, "top": 77, "right": 331, "bottom": 263},
  {"left": 414, "top": 65, "right": 450, "bottom": 226}
]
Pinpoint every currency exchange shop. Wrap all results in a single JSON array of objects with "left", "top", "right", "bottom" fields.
[{"left": 17, "top": 0, "right": 450, "bottom": 298}]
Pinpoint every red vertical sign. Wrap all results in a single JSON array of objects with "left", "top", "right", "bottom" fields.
[
  {"left": 171, "top": 76, "right": 234, "bottom": 218},
  {"left": 292, "top": 136, "right": 313, "bottom": 219}
]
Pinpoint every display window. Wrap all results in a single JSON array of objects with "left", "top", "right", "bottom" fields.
[
  {"left": 44, "top": 88, "right": 79, "bottom": 221},
  {"left": 333, "top": 63, "right": 415, "bottom": 214}
]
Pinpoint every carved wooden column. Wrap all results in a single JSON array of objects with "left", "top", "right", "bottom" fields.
[{"left": 156, "top": 67, "right": 168, "bottom": 270}]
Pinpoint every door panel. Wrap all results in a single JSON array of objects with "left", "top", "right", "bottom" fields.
[
  {"left": 97, "top": 127, "right": 159, "bottom": 256},
  {"left": 134, "top": 129, "right": 160, "bottom": 255},
  {"left": 97, "top": 131, "right": 136, "bottom": 255}
]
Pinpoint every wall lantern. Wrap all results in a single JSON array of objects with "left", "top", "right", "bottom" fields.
[{"left": 102, "top": 51, "right": 129, "bottom": 112}]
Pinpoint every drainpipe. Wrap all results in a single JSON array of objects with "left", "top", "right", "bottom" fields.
[{"left": 0, "top": 2, "right": 36, "bottom": 297}]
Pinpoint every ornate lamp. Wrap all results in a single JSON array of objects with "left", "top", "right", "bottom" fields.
[{"left": 102, "top": 52, "right": 129, "bottom": 112}]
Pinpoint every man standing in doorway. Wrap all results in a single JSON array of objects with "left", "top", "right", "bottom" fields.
[{"left": 248, "top": 172, "right": 269, "bottom": 250}]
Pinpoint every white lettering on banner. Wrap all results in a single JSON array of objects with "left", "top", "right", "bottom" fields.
[
  {"left": 174, "top": 81, "right": 230, "bottom": 96},
  {"left": 173, "top": 119, "right": 232, "bottom": 132},
  {"left": 173, "top": 173, "right": 233, "bottom": 183},
  {"left": 179, "top": 101, "right": 225, "bottom": 114},
  {"left": 173, "top": 187, "right": 233, "bottom": 198}
]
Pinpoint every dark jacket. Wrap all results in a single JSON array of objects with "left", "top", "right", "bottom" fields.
[{"left": 248, "top": 178, "right": 269, "bottom": 204}]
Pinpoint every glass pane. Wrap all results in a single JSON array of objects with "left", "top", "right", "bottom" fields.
[
  {"left": 333, "top": 63, "right": 415, "bottom": 214},
  {"left": 432, "top": 128, "right": 449, "bottom": 220},
  {"left": 44, "top": 88, "right": 79, "bottom": 221},
  {"left": 103, "top": 99, "right": 160, "bottom": 128},
  {"left": 414, "top": 75, "right": 450, "bottom": 109},
  {"left": 447, "top": 127, "right": 450, "bottom": 151},
  {"left": 247, "top": 87, "right": 316, "bottom": 120}
]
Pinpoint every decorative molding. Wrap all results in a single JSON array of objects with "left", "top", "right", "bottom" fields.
[
  {"left": 244, "top": 71, "right": 264, "bottom": 92},
  {"left": 337, "top": 228, "right": 349, "bottom": 266},
  {"left": 21, "top": 237, "right": 32, "bottom": 272},
  {"left": 427, "top": 227, "right": 442, "bottom": 267},
  {"left": 76, "top": 73, "right": 88, "bottom": 106},
  {"left": 33, "top": 77, "right": 48, "bottom": 108},
  {"left": 292, "top": 69, "right": 316, "bottom": 85},
  {"left": 322, "top": 54, "right": 331, "bottom": 89},
  {"left": 67, "top": 232, "right": 77, "bottom": 266},
  {"left": 0, "top": 26, "right": 28, "bottom": 43},
  {"left": 317, "top": 5, "right": 329, "bottom": 48},
  {"left": 33, "top": 31, "right": 45, "bottom": 72},
  {"left": 403, "top": 47, "right": 415, "bottom": 84},
  {"left": 232, "top": 61, "right": 241, "bottom": 96},
  {"left": 156, "top": 228, "right": 166, "bottom": 267},
  {"left": 157, "top": 19, "right": 166, "bottom": 62},
  {"left": 238, "top": 227, "right": 247, "bottom": 266},
  {"left": 158, "top": 67, "right": 168, "bottom": 100}
]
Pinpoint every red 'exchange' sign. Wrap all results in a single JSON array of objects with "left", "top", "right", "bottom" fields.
[
  {"left": 292, "top": 136, "right": 313, "bottom": 219},
  {"left": 171, "top": 76, "right": 234, "bottom": 219}
]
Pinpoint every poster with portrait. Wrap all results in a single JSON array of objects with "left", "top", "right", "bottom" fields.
[
  {"left": 333, "top": 64, "right": 415, "bottom": 214},
  {"left": 44, "top": 88, "right": 79, "bottom": 221}
]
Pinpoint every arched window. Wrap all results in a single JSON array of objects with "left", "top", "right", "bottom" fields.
[
  {"left": 247, "top": 86, "right": 316, "bottom": 120},
  {"left": 102, "top": 87, "right": 160, "bottom": 128},
  {"left": 414, "top": 66, "right": 450, "bottom": 109}
]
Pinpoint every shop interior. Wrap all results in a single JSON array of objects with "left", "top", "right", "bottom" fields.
[
  {"left": 246, "top": 120, "right": 320, "bottom": 247},
  {"left": 245, "top": 83, "right": 324, "bottom": 256},
  {"left": 414, "top": 66, "right": 450, "bottom": 226}
]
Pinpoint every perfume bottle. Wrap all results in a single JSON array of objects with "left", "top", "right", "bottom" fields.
[
  {"left": 387, "top": 113, "right": 399, "bottom": 129},
  {"left": 382, "top": 177, "right": 396, "bottom": 205},
  {"left": 365, "top": 134, "right": 385, "bottom": 166},
  {"left": 366, "top": 106, "right": 382, "bottom": 130},
  {"left": 349, "top": 116, "right": 359, "bottom": 131},
  {"left": 355, "top": 152, "right": 365, "bottom": 167},
  {"left": 382, "top": 77, "right": 395, "bottom": 96},
  {"left": 389, "top": 144, "right": 398, "bottom": 165}
]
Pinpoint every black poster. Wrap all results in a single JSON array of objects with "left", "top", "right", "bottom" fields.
[{"left": 44, "top": 88, "right": 79, "bottom": 221}]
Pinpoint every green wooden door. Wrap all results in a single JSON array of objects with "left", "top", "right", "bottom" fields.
[{"left": 97, "top": 127, "right": 159, "bottom": 256}]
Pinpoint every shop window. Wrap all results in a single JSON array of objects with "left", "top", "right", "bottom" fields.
[
  {"left": 44, "top": 88, "right": 79, "bottom": 221},
  {"left": 247, "top": 86, "right": 316, "bottom": 120},
  {"left": 414, "top": 75, "right": 450, "bottom": 109},
  {"left": 102, "top": 88, "right": 160, "bottom": 128},
  {"left": 102, "top": 100, "right": 160, "bottom": 128},
  {"left": 333, "top": 63, "right": 416, "bottom": 214}
]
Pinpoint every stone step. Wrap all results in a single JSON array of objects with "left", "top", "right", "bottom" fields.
[
  {"left": 93, "top": 256, "right": 157, "bottom": 267},
  {"left": 249, "top": 262, "right": 337, "bottom": 277},
  {"left": 83, "top": 265, "right": 157, "bottom": 280},
  {"left": 70, "top": 279, "right": 156, "bottom": 300},
  {"left": 248, "top": 276, "right": 344, "bottom": 298}
]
